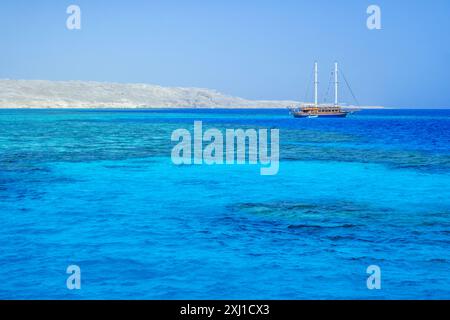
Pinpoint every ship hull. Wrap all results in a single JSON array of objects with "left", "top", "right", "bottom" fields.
[{"left": 293, "top": 113, "right": 348, "bottom": 118}]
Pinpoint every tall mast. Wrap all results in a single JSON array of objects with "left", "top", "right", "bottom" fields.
[
  {"left": 334, "top": 62, "right": 339, "bottom": 106},
  {"left": 314, "top": 61, "right": 318, "bottom": 107}
]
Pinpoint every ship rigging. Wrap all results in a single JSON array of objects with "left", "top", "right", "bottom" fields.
[{"left": 289, "top": 62, "right": 360, "bottom": 118}]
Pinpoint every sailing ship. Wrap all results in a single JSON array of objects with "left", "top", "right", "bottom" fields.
[{"left": 289, "top": 62, "right": 358, "bottom": 118}]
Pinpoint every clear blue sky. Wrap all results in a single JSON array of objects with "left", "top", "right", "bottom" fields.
[{"left": 1, "top": 0, "right": 449, "bottom": 107}]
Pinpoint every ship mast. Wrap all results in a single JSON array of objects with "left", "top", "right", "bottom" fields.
[
  {"left": 314, "top": 61, "right": 318, "bottom": 107},
  {"left": 334, "top": 62, "right": 339, "bottom": 107}
]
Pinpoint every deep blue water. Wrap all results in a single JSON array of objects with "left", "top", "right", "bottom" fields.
[{"left": 0, "top": 108, "right": 449, "bottom": 299}]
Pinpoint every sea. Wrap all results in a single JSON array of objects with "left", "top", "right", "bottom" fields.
[{"left": 0, "top": 108, "right": 449, "bottom": 299}]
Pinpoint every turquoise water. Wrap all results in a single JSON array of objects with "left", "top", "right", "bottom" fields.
[{"left": 0, "top": 109, "right": 449, "bottom": 299}]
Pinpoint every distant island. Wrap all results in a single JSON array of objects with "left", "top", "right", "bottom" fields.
[{"left": 0, "top": 80, "right": 383, "bottom": 109}]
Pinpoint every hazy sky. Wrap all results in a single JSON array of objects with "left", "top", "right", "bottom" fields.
[{"left": 1, "top": 0, "right": 449, "bottom": 107}]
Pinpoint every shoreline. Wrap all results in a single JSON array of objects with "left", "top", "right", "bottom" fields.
[
  {"left": 0, "top": 106, "right": 386, "bottom": 110},
  {"left": 0, "top": 79, "right": 387, "bottom": 110}
]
